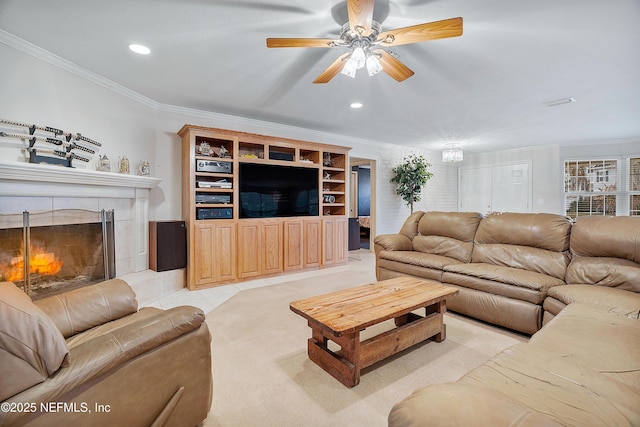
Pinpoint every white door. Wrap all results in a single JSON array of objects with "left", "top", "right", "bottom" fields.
[
  {"left": 459, "top": 167, "right": 491, "bottom": 214},
  {"left": 459, "top": 163, "right": 531, "bottom": 214},
  {"left": 491, "top": 163, "right": 530, "bottom": 212}
]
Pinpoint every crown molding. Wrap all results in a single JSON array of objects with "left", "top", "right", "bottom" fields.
[
  {"left": 0, "top": 29, "right": 398, "bottom": 153},
  {"left": 0, "top": 29, "right": 159, "bottom": 109}
]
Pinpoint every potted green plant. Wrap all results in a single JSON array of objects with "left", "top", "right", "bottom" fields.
[{"left": 390, "top": 154, "right": 434, "bottom": 213}]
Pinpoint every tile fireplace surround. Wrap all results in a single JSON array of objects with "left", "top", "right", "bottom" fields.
[{"left": 0, "top": 161, "right": 184, "bottom": 304}]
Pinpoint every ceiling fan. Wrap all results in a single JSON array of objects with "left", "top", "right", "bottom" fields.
[{"left": 266, "top": 0, "right": 463, "bottom": 83}]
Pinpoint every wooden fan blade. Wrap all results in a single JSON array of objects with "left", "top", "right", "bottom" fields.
[
  {"left": 377, "top": 17, "right": 463, "bottom": 46},
  {"left": 266, "top": 38, "right": 337, "bottom": 48},
  {"left": 347, "top": 0, "right": 375, "bottom": 35},
  {"left": 374, "top": 49, "right": 414, "bottom": 82},
  {"left": 313, "top": 53, "right": 350, "bottom": 84}
]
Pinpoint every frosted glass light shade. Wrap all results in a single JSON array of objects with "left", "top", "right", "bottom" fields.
[
  {"left": 366, "top": 55, "right": 382, "bottom": 76},
  {"left": 442, "top": 147, "right": 463, "bottom": 162},
  {"left": 351, "top": 47, "right": 366, "bottom": 69},
  {"left": 341, "top": 58, "right": 357, "bottom": 78}
]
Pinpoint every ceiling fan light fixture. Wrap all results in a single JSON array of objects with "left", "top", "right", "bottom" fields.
[
  {"left": 351, "top": 46, "right": 366, "bottom": 70},
  {"left": 366, "top": 54, "right": 382, "bottom": 76},
  {"left": 266, "top": 4, "right": 463, "bottom": 84},
  {"left": 341, "top": 57, "right": 357, "bottom": 78}
]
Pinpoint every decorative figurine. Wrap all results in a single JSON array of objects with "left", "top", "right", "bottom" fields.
[
  {"left": 139, "top": 159, "right": 150, "bottom": 176},
  {"left": 119, "top": 155, "right": 130, "bottom": 174},
  {"left": 324, "top": 172, "right": 332, "bottom": 180},
  {"left": 219, "top": 145, "right": 231, "bottom": 158},
  {"left": 323, "top": 153, "right": 333, "bottom": 167},
  {"left": 97, "top": 154, "right": 111, "bottom": 172},
  {"left": 198, "top": 142, "right": 213, "bottom": 156}
]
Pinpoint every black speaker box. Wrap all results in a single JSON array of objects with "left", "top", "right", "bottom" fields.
[{"left": 149, "top": 221, "right": 187, "bottom": 272}]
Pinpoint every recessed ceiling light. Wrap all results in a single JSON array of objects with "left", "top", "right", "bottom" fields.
[
  {"left": 350, "top": 102, "right": 363, "bottom": 109},
  {"left": 129, "top": 44, "right": 151, "bottom": 55}
]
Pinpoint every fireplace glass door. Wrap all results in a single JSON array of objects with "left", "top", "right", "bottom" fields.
[{"left": 0, "top": 209, "right": 115, "bottom": 299}]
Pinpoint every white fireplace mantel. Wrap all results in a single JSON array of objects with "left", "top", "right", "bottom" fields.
[
  {"left": 0, "top": 161, "right": 162, "bottom": 273},
  {"left": 0, "top": 161, "right": 160, "bottom": 197}
]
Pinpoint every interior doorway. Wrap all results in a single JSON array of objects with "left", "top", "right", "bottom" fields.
[{"left": 349, "top": 157, "right": 376, "bottom": 251}]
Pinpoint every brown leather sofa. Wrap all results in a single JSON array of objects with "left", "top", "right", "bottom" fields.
[
  {"left": 375, "top": 211, "right": 573, "bottom": 334},
  {"left": 384, "top": 213, "right": 640, "bottom": 426},
  {"left": 388, "top": 301, "right": 640, "bottom": 426},
  {"left": 0, "top": 278, "right": 212, "bottom": 427}
]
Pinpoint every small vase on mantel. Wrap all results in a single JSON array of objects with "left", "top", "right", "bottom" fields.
[
  {"left": 118, "top": 156, "right": 130, "bottom": 174},
  {"left": 96, "top": 154, "right": 111, "bottom": 172}
]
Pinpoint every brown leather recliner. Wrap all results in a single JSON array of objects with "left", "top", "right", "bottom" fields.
[{"left": 0, "top": 279, "right": 213, "bottom": 427}]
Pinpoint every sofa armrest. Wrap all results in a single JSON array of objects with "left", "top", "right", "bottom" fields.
[
  {"left": 34, "top": 279, "right": 138, "bottom": 338},
  {"left": 374, "top": 234, "right": 413, "bottom": 252},
  {"left": 2, "top": 306, "right": 206, "bottom": 416},
  {"left": 389, "top": 383, "right": 562, "bottom": 427}
]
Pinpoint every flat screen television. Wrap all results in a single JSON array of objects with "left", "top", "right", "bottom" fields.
[{"left": 239, "top": 163, "right": 319, "bottom": 218}]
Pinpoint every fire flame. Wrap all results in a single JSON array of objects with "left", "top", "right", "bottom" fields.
[{"left": 0, "top": 244, "right": 63, "bottom": 282}]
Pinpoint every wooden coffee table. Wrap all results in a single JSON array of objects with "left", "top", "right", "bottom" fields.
[{"left": 290, "top": 276, "right": 458, "bottom": 387}]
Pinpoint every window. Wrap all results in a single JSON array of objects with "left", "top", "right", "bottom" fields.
[
  {"left": 564, "top": 156, "right": 640, "bottom": 217},
  {"left": 630, "top": 157, "right": 640, "bottom": 216}
]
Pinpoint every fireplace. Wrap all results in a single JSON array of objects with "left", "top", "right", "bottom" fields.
[
  {"left": 0, "top": 160, "right": 186, "bottom": 305},
  {"left": 0, "top": 209, "right": 115, "bottom": 299}
]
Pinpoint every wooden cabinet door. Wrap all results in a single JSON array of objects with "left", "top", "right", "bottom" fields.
[
  {"left": 238, "top": 219, "right": 283, "bottom": 277},
  {"left": 303, "top": 218, "right": 321, "bottom": 268},
  {"left": 284, "top": 219, "right": 304, "bottom": 271},
  {"left": 262, "top": 220, "right": 283, "bottom": 275},
  {"left": 194, "top": 223, "right": 215, "bottom": 286},
  {"left": 321, "top": 216, "right": 348, "bottom": 266},
  {"left": 334, "top": 216, "right": 348, "bottom": 264},
  {"left": 194, "top": 221, "right": 236, "bottom": 286},
  {"left": 237, "top": 221, "right": 262, "bottom": 278},
  {"left": 322, "top": 217, "right": 336, "bottom": 265},
  {"left": 214, "top": 221, "right": 236, "bottom": 282}
]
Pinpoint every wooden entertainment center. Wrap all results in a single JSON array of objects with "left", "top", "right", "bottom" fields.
[{"left": 178, "top": 125, "right": 351, "bottom": 290}]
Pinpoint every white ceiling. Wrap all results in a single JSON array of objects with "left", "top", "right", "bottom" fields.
[{"left": 1, "top": 0, "right": 639, "bottom": 154}]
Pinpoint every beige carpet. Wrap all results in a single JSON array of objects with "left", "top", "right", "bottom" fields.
[{"left": 202, "top": 254, "right": 527, "bottom": 427}]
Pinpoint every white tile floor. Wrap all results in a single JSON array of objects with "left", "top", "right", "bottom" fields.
[{"left": 141, "top": 250, "right": 375, "bottom": 313}]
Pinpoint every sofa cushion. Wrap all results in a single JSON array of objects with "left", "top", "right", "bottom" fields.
[
  {"left": 532, "top": 303, "right": 640, "bottom": 392},
  {"left": 570, "top": 215, "right": 640, "bottom": 263},
  {"left": 413, "top": 236, "right": 474, "bottom": 263},
  {"left": 380, "top": 250, "right": 464, "bottom": 271},
  {"left": 460, "top": 342, "right": 640, "bottom": 426},
  {"left": 474, "top": 212, "right": 572, "bottom": 252},
  {"left": 417, "top": 211, "right": 483, "bottom": 242},
  {"left": 471, "top": 213, "right": 572, "bottom": 280},
  {"left": 378, "top": 251, "right": 462, "bottom": 281},
  {"left": 0, "top": 281, "right": 69, "bottom": 401},
  {"left": 444, "top": 263, "right": 565, "bottom": 295},
  {"left": 546, "top": 285, "right": 640, "bottom": 319},
  {"left": 565, "top": 256, "right": 640, "bottom": 292},
  {"left": 472, "top": 243, "right": 570, "bottom": 280}
]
